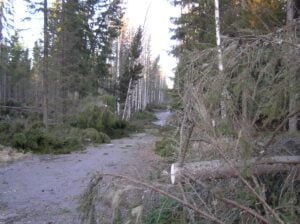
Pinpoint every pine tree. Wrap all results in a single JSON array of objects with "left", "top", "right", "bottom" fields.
[
  {"left": 7, "top": 32, "right": 31, "bottom": 103},
  {"left": 32, "top": 41, "right": 43, "bottom": 107},
  {"left": 0, "top": 0, "right": 13, "bottom": 103},
  {"left": 91, "top": 0, "right": 123, "bottom": 93}
]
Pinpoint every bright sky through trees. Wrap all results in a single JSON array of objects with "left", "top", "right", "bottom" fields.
[
  {"left": 14, "top": 0, "right": 179, "bottom": 88},
  {"left": 126, "top": 0, "right": 180, "bottom": 88}
]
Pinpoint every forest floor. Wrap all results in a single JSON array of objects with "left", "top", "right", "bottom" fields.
[{"left": 0, "top": 111, "right": 170, "bottom": 224}]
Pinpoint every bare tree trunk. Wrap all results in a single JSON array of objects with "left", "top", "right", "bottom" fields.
[
  {"left": 122, "top": 78, "right": 132, "bottom": 120},
  {"left": 135, "top": 83, "right": 138, "bottom": 112},
  {"left": 3, "top": 72, "right": 7, "bottom": 103},
  {"left": 214, "top": 0, "right": 227, "bottom": 119},
  {"left": 116, "top": 35, "right": 121, "bottom": 115},
  {"left": 43, "top": 0, "right": 49, "bottom": 129},
  {"left": 286, "top": 0, "right": 298, "bottom": 131},
  {"left": 138, "top": 78, "right": 142, "bottom": 110},
  {"left": 171, "top": 156, "right": 300, "bottom": 184},
  {"left": 126, "top": 93, "right": 132, "bottom": 121},
  {"left": 178, "top": 112, "right": 194, "bottom": 167}
]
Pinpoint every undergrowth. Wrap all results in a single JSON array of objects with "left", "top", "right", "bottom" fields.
[
  {"left": 155, "top": 137, "right": 176, "bottom": 158},
  {"left": 143, "top": 197, "right": 184, "bottom": 224},
  {"left": 0, "top": 100, "right": 162, "bottom": 154},
  {"left": 0, "top": 105, "right": 127, "bottom": 154}
]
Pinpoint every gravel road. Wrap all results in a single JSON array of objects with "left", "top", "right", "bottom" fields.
[{"left": 0, "top": 111, "right": 170, "bottom": 224}]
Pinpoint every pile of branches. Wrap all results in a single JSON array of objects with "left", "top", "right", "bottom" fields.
[{"left": 168, "top": 21, "right": 300, "bottom": 223}]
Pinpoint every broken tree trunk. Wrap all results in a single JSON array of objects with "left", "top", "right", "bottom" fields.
[{"left": 171, "top": 156, "right": 300, "bottom": 184}]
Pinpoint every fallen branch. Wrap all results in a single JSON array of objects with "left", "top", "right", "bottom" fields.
[
  {"left": 98, "top": 173, "right": 224, "bottom": 224},
  {"left": 171, "top": 156, "right": 300, "bottom": 184},
  {"left": 0, "top": 105, "right": 42, "bottom": 112},
  {"left": 218, "top": 197, "right": 269, "bottom": 224}
]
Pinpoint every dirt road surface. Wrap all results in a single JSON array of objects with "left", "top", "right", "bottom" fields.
[{"left": 0, "top": 111, "right": 170, "bottom": 224}]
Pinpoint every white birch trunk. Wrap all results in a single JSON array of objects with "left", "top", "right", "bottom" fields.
[
  {"left": 214, "top": 0, "right": 226, "bottom": 119},
  {"left": 116, "top": 35, "right": 121, "bottom": 115}
]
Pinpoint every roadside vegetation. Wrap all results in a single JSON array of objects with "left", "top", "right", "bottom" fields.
[{"left": 0, "top": 96, "right": 161, "bottom": 154}]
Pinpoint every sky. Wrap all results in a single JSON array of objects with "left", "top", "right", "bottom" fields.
[
  {"left": 14, "top": 0, "right": 180, "bottom": 88},
  {"left": 125, "top": 0, "right": 180, "bottom": 88}
]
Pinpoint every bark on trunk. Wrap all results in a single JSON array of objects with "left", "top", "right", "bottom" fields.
[
  {"left": 214, "top": 0, "right": 227, "bottom": 119},
  {"left": 287, "top": 0, "right": 299, "bottom": 131},
  {"left": 171, "top": 156, "right": 300, "bottom": 184},
  {"left": 116, "top": 35, "right": 121, "bottom": 115},
  {"left": 122, "top": 78, "right": 133, "bottom": 121},
  {"left": 43, "top": 0, "right": 49, "bottom": 129}
]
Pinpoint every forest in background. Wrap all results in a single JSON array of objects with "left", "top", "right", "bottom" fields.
[{"left": 0, "top": 0, "right": 167, "bottom": 153}]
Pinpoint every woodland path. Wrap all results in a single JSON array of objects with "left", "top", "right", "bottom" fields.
[{"left": 0, "top": 111, "right": 170, "bottom": 224}]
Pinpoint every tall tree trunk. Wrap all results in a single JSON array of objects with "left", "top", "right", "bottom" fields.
[
  {"left": 122, "top": 78, "right": 132, "bottom": 121},
  {"left": 60, "top": 0, "right": 67, "bottom": 118},
  {"left": 214, "top": 0, "right": 226, "bottom": 119},
  {"left": 116, "top": 35, "right": 121, "bottom": 115},
  {"left": 138, "top": 79, "right": 142, "bottom": 110},
  {"left": 43, "top": 0, "right": 49, "bottom": 129},
  {"left": 287, "top": 0, "right": 298, "bottom": 131}
]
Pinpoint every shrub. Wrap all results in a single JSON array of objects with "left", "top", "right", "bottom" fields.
[
  {"left": 98, "top": 132, "right": 111, "bottom": 143},
  {"left": 68, "top": 127, "right": 84, "bottom": 142},
  {"left": 155, "top": 138, "right": 176, "bottom": 157},
  {"left": 83, "top": 128, "right": 100, "bottom": 143},
  {"left": 132, "top": 110, "right": 157, "bottom": 122},
  {"left": 217, "top": 120, "right": 238, "bottom": 137},
  {"left": 99, "top": 95, "right": 116, "bottom": 109},
  {"left": 30, "top": 121, "right": 45, "bottom": 129},
  {"left": 24, "top": 128, "right": 44, "bottom": 152},
  {"left": 0, "top": 120, "right": 10, "bottom": 132},
  {"left": 113, "top": 120, "right": 128, "bottom": 129},
  {"left": 13, "top": 120, "right": 25, "bottom": 133},
  {"left": 102, "top": 110, "right": 118, "bottom": 129},
  {"left": 56, "top": 136, "right": 83, "bottom": 154},
  {"left": 74, "top": 105, "right": 128, "bottom": 139},
  {"left": 82, "top": 128, "right": 111, "bottom": 144},
  {"left": 12, "top": 133, "right": 27, "bottom": 149},
  {"left": 143, "top": 197, "right": 183, "bottom": 224}
]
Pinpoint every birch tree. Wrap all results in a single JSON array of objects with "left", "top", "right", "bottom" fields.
[{"left": 214, "top": 0, "right": 227, "bottom": 119}]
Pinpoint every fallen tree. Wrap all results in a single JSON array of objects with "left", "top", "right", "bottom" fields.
[{"left": 171, "top": 156, "right": 300, "bottom": 184}]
